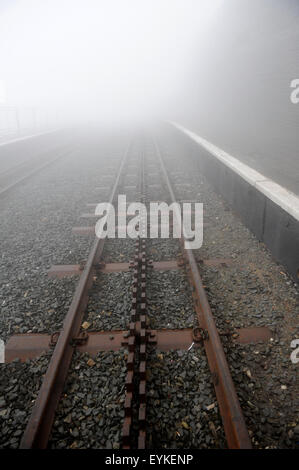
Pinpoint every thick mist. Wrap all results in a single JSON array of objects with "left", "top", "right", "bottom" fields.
[
  {"left": 177, "top": 0, "right": 299, "bottom": 187},
  {"left": 0, "top": 0, "right": 298, "bottom": 176},
  {"left": 0, "top": 0, "right": 221, "bottom": 127}
]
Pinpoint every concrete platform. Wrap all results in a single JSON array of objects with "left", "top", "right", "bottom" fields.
[{"left": 171, "top": 121, "right": 299, "bottom": 282}]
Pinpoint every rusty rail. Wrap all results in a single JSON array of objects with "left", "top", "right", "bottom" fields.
[
  {"left": 18, "top": 135, "right": 252, "bottom": 449},
  {"left": 153, "top": 138, "right": 252, "bottom": 449},
  {"left": 20, "top": 141, "right": 131, "bottom": 449}
]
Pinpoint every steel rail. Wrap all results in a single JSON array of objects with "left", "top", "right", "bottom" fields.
[
  {"left": 20, "top": 141, "right": 132, "bottom": 449},
  {"left": 153, "top": 138, "right": 252, "bottom": 449}
]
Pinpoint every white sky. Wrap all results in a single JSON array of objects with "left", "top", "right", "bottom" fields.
[{"left": 0, "top": 0, "right": 222, "bottom": 122}]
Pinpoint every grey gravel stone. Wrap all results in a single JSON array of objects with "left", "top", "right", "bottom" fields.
[{"left": 49, "top": 350, "right": 126, "bottom": 449}]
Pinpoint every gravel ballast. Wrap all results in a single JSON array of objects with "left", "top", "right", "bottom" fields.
[
  {"left": 0, "top": 352, "right": 51, "bottom": 448},
  {"left": 146, "top": 347, "right": 226, "bottom": 449},
  {"left": 147, "top": 270, "right": 196, "bottom": 330},
  {"left": 49, "top": 350, "right": 126, "bottom": 449},
  {"left": 84, "top": 271, "right": 132, "bottom": 331},
  {"left": 0, "top": 135, "right": 127, "bottom": 340},
  {"left": 0, "top": 129, "right": 298, "bottom": 449}
]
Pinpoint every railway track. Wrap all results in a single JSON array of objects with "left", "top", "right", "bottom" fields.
[{"left": 4, "top": 135, "right": 280, "bottom": 449}]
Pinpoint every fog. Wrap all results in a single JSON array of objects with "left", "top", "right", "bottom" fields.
[
  {"left": 0, "top": 0, "right": 221, "bottom": 126},
  {"left": 177, "top": 0, "right": 299, "bottom": 186},
  {"left": 0, "top": 0, "right": 298, "bottom": 170}
]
